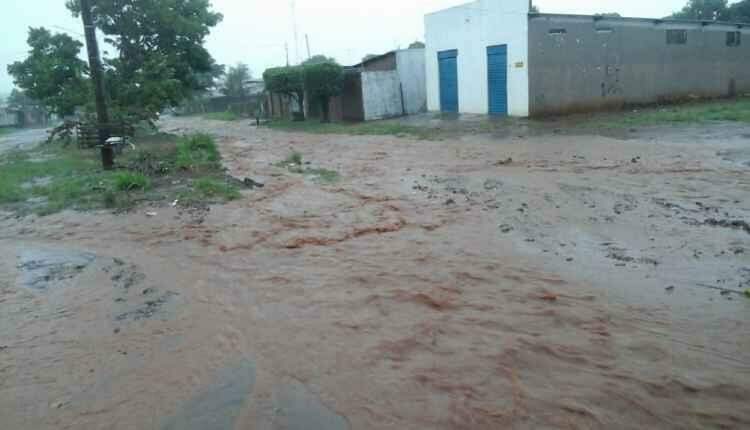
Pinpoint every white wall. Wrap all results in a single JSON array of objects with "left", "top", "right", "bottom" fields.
[
  {"left": 362, "top": 71, "right": 403, "bottom": 121},
  {"left": 396, "top": 49, "right": 427, "bottom": 115},
  {"left": 424, "top": 0, "right": 530, "bottom": 116}
]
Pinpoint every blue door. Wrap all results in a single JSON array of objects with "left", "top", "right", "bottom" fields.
[
  {"left": 438, "top": 50, "right": 458, "bottom": 113},
  {"left": 487, "top": 45, "right": 508, "bottom": 115}
]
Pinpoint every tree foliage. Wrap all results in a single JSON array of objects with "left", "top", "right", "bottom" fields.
[
  {"left": 7, "top": 28, "right": 89, "bottom": 116},
  {"left": 65, "top": 0, "right": 223, "bottom": 121},
  {"left": 408, "top": 41, "right": 425, "bottom": 49},
  {"left": 671, "top": 0, "right": 750, "bottom": 21},
  {"left": 302, "top": 55, "right": 337, "bottom": 66},
  {"left": 221, "top": 63, "right": 252, "bottom": 98},
  {"left": 303, "top": 61, "right": 343, "bottom": 123},
  {"left": 6, "top": 89, "right": 35, "bottom": 109},
  {"left": 263, "top": 66, "right": 306, "bottom": 116}
]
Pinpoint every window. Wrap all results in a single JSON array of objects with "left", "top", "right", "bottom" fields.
[
  {"left": 595, "top": 27, "right": 614, "bottom": 34},
  {"left": 548, "top": 28, "right": 567, "bottom": 35},
  {"left": 727, "top": 31, "right": 741, "bottom": 47},
  {"left": 666, "top": 29, "right": 687, "bottom": 45}
]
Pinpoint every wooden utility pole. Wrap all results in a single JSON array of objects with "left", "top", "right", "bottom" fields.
[
  {"left": 79, "top": 0, "right": 114, "bottom": 169},
  {"left": 305, "top": 34, "right": 311, "bottom": 60}
]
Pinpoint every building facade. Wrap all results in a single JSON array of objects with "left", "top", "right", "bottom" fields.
[{"left": 424, "top": 0, "right": 750, "bottom": 117}]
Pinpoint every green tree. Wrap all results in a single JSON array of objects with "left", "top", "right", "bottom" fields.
[
  {"left": 303, "top": 62, "right": 343, "bottom": 123},
  {"left": 263, "top": 66, "right": 306, "bottom": 118},
  {"left": 7, "top": 28, "right": 89, "bottom": 116},
  {"left": 221, "top": 63, "right": 252, "bottom": 98},
  {"left": 729, "top": 0, "right": 750, "bottom": 21},
  {"left": 408, "top": 41, "right": 425, "bottom": 49},
  {"left": 65, "top": 0, "right": 223, "bottom": 121},
  {"left": 302, "top": 55, "right": 337, "bottom": 66},
  {"left": 670, "top": 0, "right": 731, "bottom": 20}
]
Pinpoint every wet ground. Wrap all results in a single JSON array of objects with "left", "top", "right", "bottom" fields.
[
  {"left": 1, "top": 116, "right": 749, "bottom": 429},
  {"left": 0, "top": 128, "right": 49, "bottom": 154}
]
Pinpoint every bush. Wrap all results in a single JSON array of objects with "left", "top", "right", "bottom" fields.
[
  {"left": 175, "top": 133, "right": 221, "bottom": 170},
  {"left": 114, "top": 171, "right": 150, "bottom": 191}
]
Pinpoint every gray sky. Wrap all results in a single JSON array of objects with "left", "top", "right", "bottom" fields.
[{"left": 1, "top": 0, "right": 696, "bottom": 96}]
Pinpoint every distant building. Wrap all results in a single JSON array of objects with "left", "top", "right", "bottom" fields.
[
  {"left": 425, "top": 0, "right": 750, "bottom": 116},
  {"left": 267, "top": 48, "right": 427, "bottom": 122}
]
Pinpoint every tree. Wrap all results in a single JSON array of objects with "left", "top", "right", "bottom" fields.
[
  {"left": 302, "top": 55, "right": 337, "bottom": 66},
  {"left": 65, "top": 0, "right": 223, "bottom": 121},
  {"left": 221, "top": 63, "right": 252, "bottom": 98},
  {"left": 303, "top": 62, "right": 343, "bottom": 123},
  {"left": 408, "top": 41, "right": 425, "bottom": 49},
  {"left": 361, "top": 54, "right": 378, "bottom": 63},
  {"left": 729, "top": 0, "right": 750, "bottom": 22},
  {"left": 263, "top": 66, "right": 306, "bottom": 119},
  {"left": 7, "top": 27, "right": 89, "bottom": 116},
  {"left": 670, "top": 0, "right": 731, "bottom": 20}
]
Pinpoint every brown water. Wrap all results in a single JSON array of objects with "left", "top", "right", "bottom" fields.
[{"left": 1, "top": 117, "right": 749, "bottom": 429}]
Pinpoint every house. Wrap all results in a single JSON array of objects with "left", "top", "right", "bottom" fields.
[
  {"left": 341, "top": 48, "right": 427, "bottom": 121},
  {"left": 267, "top": 47, "right": 427, "bottom": 122},
  {"left": 424, "top": 0, "right": 750, "bottom": 117}
]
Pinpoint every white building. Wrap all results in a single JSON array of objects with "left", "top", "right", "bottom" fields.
[
  {"left": 425, "top": 0, "right": 750, "bottom": 117},
  {"left": 425, "top": 0, "right": 530, "bottom": 117}
]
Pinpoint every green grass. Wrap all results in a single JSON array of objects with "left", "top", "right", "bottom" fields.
[
  {"left": 175, "top": 133, "right": 221, "bottom": 171},
  {"left": 179, "top": 177, "right": 241, "bottom": 204},
  {"left": 587, "top": 98, "right": 750, "bottom": 129},
  {"left": 203, "top": 111, "right": 241, "bottom": 121},
  {"left": 114, "top": 171, "right": 150, "bottom": 191},
  {"left": 0, "top": 127, "right": 15, "bottom": 137},
  {"left": 267, "top": 119, "right": 442, "bottom": 140},
  {"left": 274, "top": 151, "right": 340, "bottom": 184},
  {"left": 0, "top": 133, "right": 240, "bottom": 216}
]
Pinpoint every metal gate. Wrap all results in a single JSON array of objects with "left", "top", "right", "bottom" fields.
[
  {"left": 438, "top": 50, "right": 459, "bottom": 113},
  {"left": 487, "top": 45, "right": 508, "bottom": 115}
]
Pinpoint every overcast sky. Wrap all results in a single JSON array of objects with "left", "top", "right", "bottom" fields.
[{"left": 1, "top": 0, "right": 702, "bottom": 96}]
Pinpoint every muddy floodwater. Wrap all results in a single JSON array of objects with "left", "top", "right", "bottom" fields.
[{"left": 1, "top": 116, "right": 749, "bottom": 429}]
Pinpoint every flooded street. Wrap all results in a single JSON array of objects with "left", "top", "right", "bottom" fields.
[{"left": 1, "top": 117, "right": 749, "bottom": 429}]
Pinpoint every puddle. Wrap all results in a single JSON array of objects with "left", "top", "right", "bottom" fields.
[
  {"left": 17, "top": 249, "right": 96, "bottom": 291},
  {"left": 269, "top": 381, "right": 350, "bottom": 430},
  {"left": 162, "top": 359, "right": 256, "bottom": 430}
]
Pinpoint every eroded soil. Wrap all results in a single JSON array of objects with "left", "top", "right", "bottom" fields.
[{"left": 1, "top": 116, "right": 749, "bottom": 429}]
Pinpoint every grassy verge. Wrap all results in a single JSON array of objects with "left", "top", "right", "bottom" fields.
[
  {"left": 582, "top": 97, "right": 750, "bottom": 129},
  {"left": 0, "top": 127, "right": 15, "bottom": 137},
  {"left": 0, "top": 133, "right": 241, "bottom": 216},
  {"left": 267, "top": 119, "right": 443, "bottom": 140},
  {"left": 275, "top": 151, "right": 340, "bottom": 184},
  {"left": 203, "top": 111, "right": 242, "bottom": 121}
]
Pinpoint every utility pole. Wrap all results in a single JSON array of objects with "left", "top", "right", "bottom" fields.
[
  {"left": 305, "top": 34, "right": 311, "bottom": 60},
  {"left": 285, "top": 42, "right": 290, "bottom": 67},
  {"left": 79, "top": 0, "right": 113, "bottom": 169},
  {"left": 290, "top": 0, "right": 300, "bottom": 63}
]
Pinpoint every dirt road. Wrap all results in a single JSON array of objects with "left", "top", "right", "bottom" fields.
[
  {"left": 1, "top": 116, "right": 749, "bottom": 429},
  {"left": 0, "top": 128, "right": 48, "bottom": 154}
]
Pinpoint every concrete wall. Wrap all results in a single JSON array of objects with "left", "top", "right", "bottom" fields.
[
  {"left": 396, "top": 49, "right": 427, "bottom": 114},
  {"left": 425, "top": 0, "right": 530, "bottom": 116},
  {"left": 528, "top": 15, "right": 750, "bottom": 115},
  {"left": 362, "top": 71, "right": 403, "bottom": 120},
  {"left": 363, "top": 53, "right": 397, "bottom": 72}
]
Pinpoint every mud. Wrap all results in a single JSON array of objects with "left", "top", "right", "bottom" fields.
[{"left": 1, "top": 116, "right": 749, "bottom": 429}]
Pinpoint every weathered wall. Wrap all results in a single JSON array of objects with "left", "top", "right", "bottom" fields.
[
  {"left": 341, "top": 72, "right": 364, "bottom": 121},
  {"left": 362, "top": 71, "right": 403, "bottom": 120},
  {"left": 363, "top": 53, "right": 397, "bottom": 72},
  {"left": 425, "top": 0, "right": 530, "bottom": 116},
  {"left": 396, "top": 49, "right": 427, "bottom": 114},
  {"left": 528, "top": 15, "right": 750, "bottom": 115}
]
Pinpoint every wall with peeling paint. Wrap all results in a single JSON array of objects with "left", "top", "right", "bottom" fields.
[
  {"left": 528, "top": 15, "right": 750, "bottom": 116},
  {"left": 425, "top": 0, "right": 530, "bottom": 116}
]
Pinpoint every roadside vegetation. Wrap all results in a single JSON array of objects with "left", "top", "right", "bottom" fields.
[
  {"left": 267, "top": 119, "right": 443, "bottom": 140},
  {"left": 275, "top": 151, "right": 340, "bottom": 184},
  {"left": 0, "top": 133, "right": 241, "bottom": 216},
  {"left": 0, "top": 128, "right": 14, "bottom": 137},
  {"left": 203, "top": 111, "right": 242, "bottom": 121},
  {"left": 589, "top": 97, "right": 750, "bottom": 129}
]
